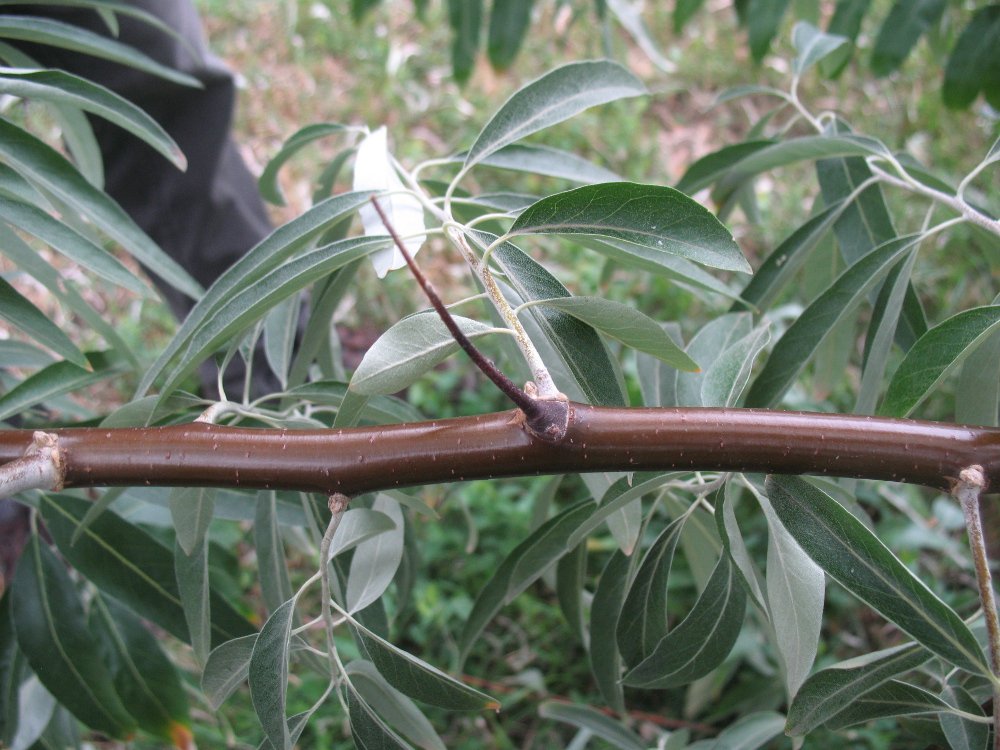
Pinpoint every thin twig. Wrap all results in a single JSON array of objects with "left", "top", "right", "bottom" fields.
[
  {"left": 369, "top": 196, "right": 568, "bottom": 442},
  {"left": 953, "top": 465, "right": 1000, "bottom": 748}
]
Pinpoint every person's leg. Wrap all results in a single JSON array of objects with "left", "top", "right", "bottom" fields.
[{"left": 4, "top": 2, "right": 279, "bottom": 394}]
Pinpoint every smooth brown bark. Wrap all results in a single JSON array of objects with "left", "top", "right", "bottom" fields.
[{"left": 2, "top": 405, "right": 999, "bottom": 496}]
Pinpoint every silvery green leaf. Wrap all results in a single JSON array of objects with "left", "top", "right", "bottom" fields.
[
  {"left": 170, "top": 487, "right": 215, "bottom": 557},
  {"left": 329, "top": 509, "right": 398, "bottom": 558},
  {"left": 346, "top": 496, "right": 404, "bottom": 614},
  {"left": 791, "top": 22, "right": 850, "bottom": 76},
  {"left": 249, "top": 599, "right": 296, "bottom": 750},
  {"left": 202, "top": 634, "right": 258, "bottom": 711},
  {"left": 174, "top": 536, "right": 211, "bottom": 665},
  {"left": 464, "top": 60, "right": 646, "bottom": 169},
  {"left": 939, "top": 685, "right": 989, "bottom": 750},
  {"left": 538, "top": 701, "right": 645, "bottom": 750},
  {"left": 345, "top": 661, "right": 446, "bottom": 750},
  {"left": 255, "top": 492, "right": 293, "bottom": 614},
  {"left": 471, "top": 143, "right": 620, "bottom": 183},
  {"left": 349, "top": 312, "right": 495, "bottom": 396},
  {"left": 824, "top": 680, "right": 953, "bottom": 729}
]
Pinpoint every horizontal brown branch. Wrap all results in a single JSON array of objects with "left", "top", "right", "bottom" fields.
[{"left": 2, "top": 406, "right": 999, "bottom": 497}]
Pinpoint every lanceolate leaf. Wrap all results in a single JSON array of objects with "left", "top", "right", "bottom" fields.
[
  {"left": 202, "top": 634, "right": 258, "bottom": 711},
  {"left": 878, "top": 305, "right": 1000, "bottom": 417},
  {"left": 459, "top": 500, "right": 595, "bottom": 663},
  {"left": 0, "top": 118, "right": 200, "bottom": 299},
  {"left": 786, "top": 641, "right": 930, "bottom": 735},
  {"left": 138, "top": 190, "right": 375, "bottom": 397},
  {"left": 616, "top": 517, "right": 685, "bottom": 665},
  {"left": 568, "top": 472, "right": 680, "bottom": 547},
  {"left": 170, "top": 486, "right": 215, "bottom": 557},
  {"left": 255, "top": 492, "right": 293, "bottom": 614},
  {"left": 249, "top": 599, "right": 296, "bottom": 750},
  {"left": 464, "top": 60, "right": 646, "bottom": 170},
  {"left": 942, "top": 5, "right": 1000, "bottom": 110},
  {"left": 747, "top": 0, "right": 791, "bottom": 61},
  {"left": 89, "top": 594, "right": 189, "bottom": 741},
  {"left": 347, "top": 684, "right": 412, "bottom": 750},
  {"left": 447, "top": 0, "right": 482, "bottom": 85},
  {"left": 676, "top": 140, "right": 775, "bottom": 195},
  {"left": 472, "top": 143, "right": 620, "bottom": 183},
  {"left": 258, "top": 123, "right": 349, "bottom": 205},
  {"left": 0, "top": 351, "right": 124, "bottom": 422},
  {"left": 0, "top": 275, "right": 85, "bottom": 368},
  {"left": 0, "top": 68, "right": 184, "bottom": 168},
  {"left": 623, "top": 554, "right": 747, "bottom": 688},
  {"left": 764, "top": 476, "right": 990, "bottom": 677},
  {"left": 487, "top": 0, "right": 533, "bottom": 70},
  {"left": 528, "top": 296, "right": 698, "bottom": 370},
  {"left": 870, "top": 0, "right": 945, "bottom": 76},
  {"left": 174, "top": 536, "right": 211, "bottom": 666},
  {"left": 350, "top": 312, "right": 496, "bottom": 396},
  {"left": 38, "top": 493, "right": 255, "bottom": 648},
  {"left": 791, "top": 21, "right": 850, "bottom": 77},
  {"left": 347, "top": 495, "right": 404, "bottom": 614},
  {"left": 939, "top": 685, "right": 989, "bottom": 750},
  {"left": 506, "top": 182, "right": 749, "bottom": 273},
  {"left": 824, "top": 680, "right": 953, "bottom": 730},
  {"left": 483, "top": 232, "right": 625, "bottom": 406},
  {"left": 745, "top": 235, "right": 920, "bottom": 407},
  {"left": 353, "top": 622, "right": 499, "bottom": 711},
  {"left": 538, "top": 701, "right": 645, "bottom": 750},
  {"left": 11, "top": 535, "right": 136, "bottom": 738},
  {"left": 590, "top": 550, "right": 631, "bottom": 712}
]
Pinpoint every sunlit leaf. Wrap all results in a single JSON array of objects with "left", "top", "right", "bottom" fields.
[
  {"left": 11, "top": 535, "right": 135, "bottom": 738},
  {"left": 623, "top": 554, "right": 746, "bottom": 688},
  {"left": 879, "top": 305, "right": 1000, "bottom": 417},
  {"left": 765, "top": 476, "right": 989, "bottom": 677},
  {"left": 464, "top": 60, "right": 645, "bottom": 170},
  {"left": 506, "top": 182, "right": 749, "bottom": 273}
]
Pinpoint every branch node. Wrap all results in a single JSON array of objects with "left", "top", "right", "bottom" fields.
[{"left": 0, "top": 431, "right": 65, "bottom": 499}]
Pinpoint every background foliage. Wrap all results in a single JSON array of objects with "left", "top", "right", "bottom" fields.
[{"left": 0, "top": 1, "right": 998, "bottom": 748}]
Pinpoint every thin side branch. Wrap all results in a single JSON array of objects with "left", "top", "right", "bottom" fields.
[
  {"left": 953, "top": 465, "right": 1000, "bottom": 744},
  {"left": 0, "top": 431, "right": 64, "bottom": 497}
]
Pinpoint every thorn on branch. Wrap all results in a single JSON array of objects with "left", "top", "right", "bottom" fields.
[{"left": 369, "top": 195, "right": 568, "bottom": 443}]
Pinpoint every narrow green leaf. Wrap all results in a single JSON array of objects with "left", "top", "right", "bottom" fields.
[
  {"left": 0, "top": 16, "right": 199, "bottom": 87},
  {"left": 0, "top": 591, "right": 19, "bottom": 746},
  {"left": 0, "top": 68, "right": 184, "bottom": 168},
  {"left": 89, "top": 594, "right": 189, "bottom": 740},
  {"left": 765, "top": 476, "right": 990, "bottom": 677},
  {"left": 701, "top": 325, "right": 770, "bottom": 407},
  {"left": 792, "top": 21, "right": 850, "bottom": 76},
  {"left": 879, "top": 305, "right": 1000, "bottom": 417},
  {"left": 787, "top": 641, "right": 929, "bottom": 735},
  {"left": 676, "top": 140, "right": 775, "bottom": 195},
  {"left": 706, "top": 711, "right": 786, "bottom": 749},
  {"left": 0, "top": 351, "right": 123, "bottom": 422},
  {"left": 331, "top": 509, "right": 406, "bottom": 558},
  {"left": 464, "top": 60, "right": 645, "bottom": 170},
  {"left": 0, "top": 118, "right": 200, "bottom": 299},
  {"left": 755, "top": 490, "right": 824, "bottom": 697},
  {"left": 487, "top": 0, "right": 532, "bottom": 70},
  {"left": 943, "top": 5, "right": 1000, "bottom": 110},
  {"left": 716, "top": 483, "right": 766, "bottom": 611},
  {"left": 347, "top": 684, "right": 412, "bottom": 750},
  {"left": 349, "top": 312, "right": 495, "bottom": 396},
  {"left": 170, "top": 486, "right": 215, "bottom": 557},
  {"left": 11, "top": 535, "right": 135, "bottom": 738},
  {"left": 528, "top": 296, "right": 698, "bottom": 370},
  {"left": 825, "top": 679, "right": 953, "bottom": 729},
  {"left": 160, "top": 235, "right": 388, "bottom": 397},
  {"left": 459, "top": 500, "right": 595, "bottom": 663},
  {"left": 0, "top": 275, "right": 85, "bottom": 368},
  {"left": 676, "top": 312, "right": 752, "bottom": 407},
  {"left": 202, "top": 634, "right": 258, "bottom": 711},
  {"left": 447, "top": 0, "right": 482, "bottom": 84},
  {"left": 485, "top": 232, "right": 625, "bottom": 406},
  {"left": 249, "top": 599, "right": 296, "bottom": 750},
  {"left": 263, "top": 296, "right": 299, "bottom": 389},
  {"left": 0, "top": 199, "right": 151, "bottom": 295},
  {"left": 255, "top": 492, "right": 293, "bottom": 614},
  {"left": 617, "top": 517, "right": 685, "bottom": 665},
  {"left": 0, "top": 339, "right": 51, "bottom": 369},
  {"left": 747, "top": 0, "right": 791, "bottom": 60},
  {"left": 568, "top": 473, "right": 679, "bottom": 548},
  {"left": 344, "top": 660, "right": 446, "bottom": 750},
  {"left": 506, "top": 182, "right": 749, "bottom": 273},
  {"left": 538, "top": 702, "right": 645, "bottom": 750},
  {"left": 347, "top": 496, "right": 404, "bottom": 614},
  {"left": 623, "top": 554, "right": 746, "bottom": 688},
  {"left": 353, "top": 622, "right": 499, "bottom": 711},
  {"left": 286, "top": 260, "right": 358, "bottom": 386},
  {"left": 258, "top": 123, "right": 348, "bottom": 205},
  {"left": 469, "top": 143, "right": 620, "bottom": 183},
  {"left": 138, "top": 191, "right": 375, "bottom": 397},
  {"left": 870, "top": 0, "right": 945, "bottom": 76},
  {"left": 589, "top": 550, "right": 631, "bottom": 712},
  {"left": 174, "top": 536, "right": 211, "bottom": 665},
  {"left": 939, "top": 685, "right": 989, "bottom": 750},
  {"left": 675, "top": 0, "right": 706, "bottom": 30},
  {"left": 956, "top": 311, "right": 1000, "bottom": 426},
  {"left": 555, "top": 542, "right": 587, "bottom": 644},
  {"left": 39, "top": 493, "right": 255, "bottom": 648},
  {"left": 745, "top": 235, "right": 920, "bottom": 407}
]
